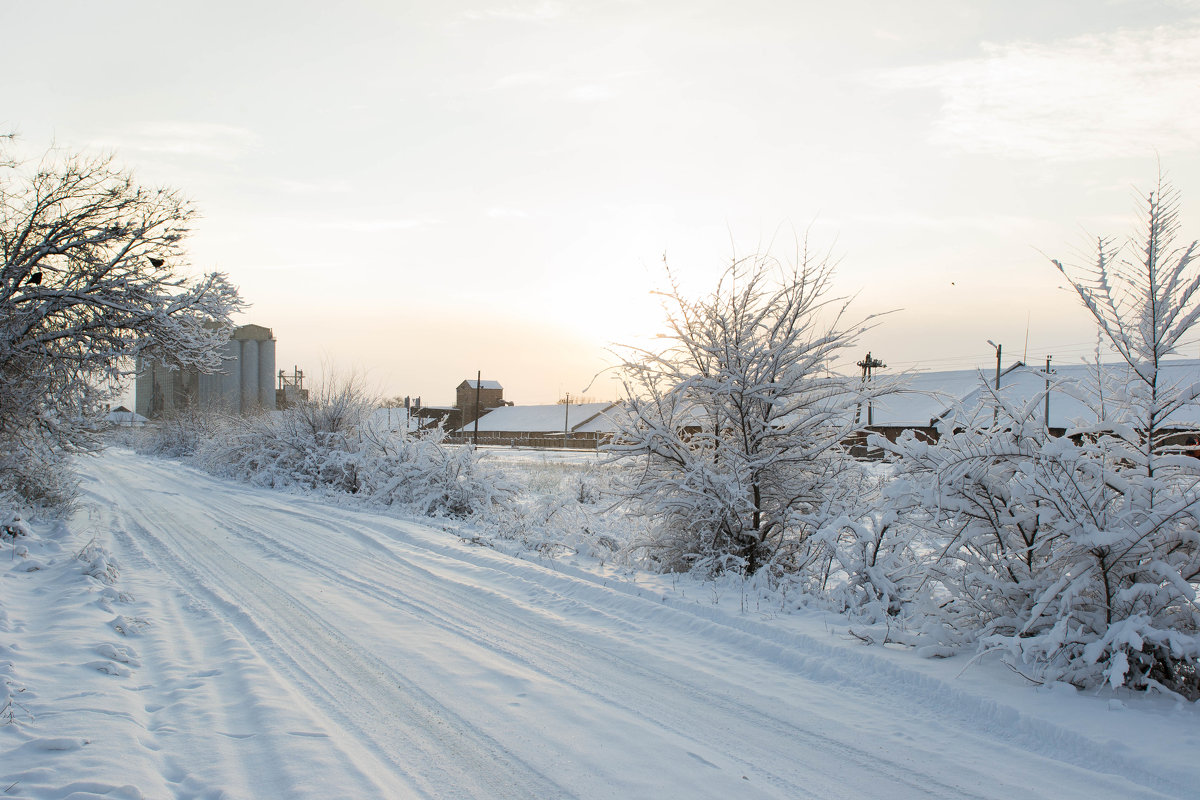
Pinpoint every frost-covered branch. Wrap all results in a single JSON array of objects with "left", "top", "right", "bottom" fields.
[{"left": 0, "top": 142, "right": 244, "bottom": 504}]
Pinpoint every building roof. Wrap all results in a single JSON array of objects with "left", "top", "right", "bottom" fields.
[
  {"left": 856, "top": 358, "right": 1200, "bottom": 429},
  {"left": 460, "top": 379, "right": 503, "bottom": 390},
  {"left": 364, "top": 407, "right": 437, "bottom": 433},
  {"left": 231, "top": 323, "right": 274, "bottom": 341},
  {"left": 864, "top": 368, "right": 999, "bottom": 427},
  {"left": 105, "top": 409, "right": 148, "bottom": 426},
  {"left": 455, "top": 402, "right": 616, "bottom": 434},
  {"left": 441, "top": 360, "right": 1200, "bottom": 437},
  {"left": 606, "top": 359, "right": 1200, "bottom": 431},
  {"left": 935, "top": 359, "right": 1200, "bottom": 430},
  {"left": 573, "top": 404, "right": 624, "bottom": 433}
]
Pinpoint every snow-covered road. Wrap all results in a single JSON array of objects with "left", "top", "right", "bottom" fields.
[{"left": 3, "top": 448, "right": 1194, "bottom": 798}]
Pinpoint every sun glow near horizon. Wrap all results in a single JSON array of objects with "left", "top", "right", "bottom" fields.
[{"left": 10, "top": 1, "right": 1198, "bottom": 408}]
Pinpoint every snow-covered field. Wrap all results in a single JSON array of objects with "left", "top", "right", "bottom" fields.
[{"left": 2, "top": 448, "right": 1198, "bottom": 798}]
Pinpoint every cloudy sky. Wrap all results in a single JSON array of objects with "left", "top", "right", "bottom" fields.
[{"left": 5, "top": 0, "right": 1200, "bottom": 405}]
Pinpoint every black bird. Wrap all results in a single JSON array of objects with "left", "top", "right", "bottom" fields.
[
  {"left": 26, "top": 271, "right": 42, "bottom": 286},
  {"left": 148, "top": 257, "right": 165, "bottom": 268}
]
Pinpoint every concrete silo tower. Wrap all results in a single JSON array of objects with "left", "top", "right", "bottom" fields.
[
  {"left": 231, "top": 324, "right": 277, "bottom": 414},
  {"left": 134, "top": 323, "right": 278, "bottom": 418}
]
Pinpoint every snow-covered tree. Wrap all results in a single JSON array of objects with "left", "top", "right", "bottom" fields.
[
  {"left": 879, "top": 385, "right": 1068, "bottom": 651},
  {"left": 1032, "top": 179, "right": 1200, "bottom": 695},
  {"left": 885, "top": 179, "right": 1200, "bottom": 696},
  {"left": 609, "top": 248, "right": 892, "bottom": 577},
  {"left": 0, "top": 143, "right": 242, "bottom": 503}
]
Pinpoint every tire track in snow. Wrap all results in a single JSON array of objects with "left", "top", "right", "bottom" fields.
[
  {"left": 93, "top": 460, "right": 569, "bottom": 799},
  {"left": 87, "top": 450, "right": 1182, "bottom": 799},
  {"left": 210, "top": 508, "right": 984, "bottom": 799},
  {"left": 195, "top": 489, "right": 1183, "bottom": 799},
  {"left": 105, "top": 523, "right": 375, "bottom": 799}
]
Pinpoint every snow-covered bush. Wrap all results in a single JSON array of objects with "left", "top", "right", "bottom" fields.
[
  {"left": 0, "top": 493, "right": 32, "bottom": 540},
  {"left": 880, "top": 390, "right": 1068, "bottom": 650},
  {"left": 885, "top": 180, "right": 1200, "bottom": 696},
  {"left": 183, "top": 373, "right": 511, "bottom": 518},
  {"left": 197, "top": 414, "right": 363, "bottom": 494},
  {"left": 135, "top": 406, "right": 232, "bottom": 459},
  {"left": 0, "top": 433, "right": 79, "bottom": 511},
  {"left": 1019, "top": 179, "right": 1200, "bottom": 695},
  {"left": 484, "top": 456, "right": 632, "bottom": 561},
  {"left": 360, "top": 427, "right": 515, "bottom": 517},
  {"left": 609, "top": 248, "right": 893, "bottom": 577},
  {"left": 194, "top": 371, "right": 374, "bottom": 493},
  {"left": 810, "top": 463, "right": 927, "bottom": 621}
]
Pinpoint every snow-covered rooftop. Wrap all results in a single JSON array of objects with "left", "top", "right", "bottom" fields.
[
  {"left": 365, "top": 407, "right": 427, "bottom": 433},
  {"left": 864, "top": 368, "right": 988, "bottom": 427},
  {"left": 941, "top": 359, "right": 1200, "bottom": 429},
  {"left": 462, "top": 379, "right": 503, "bottom": 390},
  {"left": 573, "top": 404, "right": 624, "bottom": 433},
  {"left": 457, "top": 402, "right": 616, "bottom": 434},
  {"left": 866, "top": 359, "right": 1200, "bottom": 428},
  {"left": 105, "top": 409, "right": 149, "bottom": 426}
]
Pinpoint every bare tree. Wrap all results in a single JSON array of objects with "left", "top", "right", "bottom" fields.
[{"left": 0, "top": 143, "right": 243, "bottom": 503}]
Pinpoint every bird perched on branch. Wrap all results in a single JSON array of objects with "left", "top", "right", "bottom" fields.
[{"left": 148, "top": 257, "right": 164, "bottom": 268}]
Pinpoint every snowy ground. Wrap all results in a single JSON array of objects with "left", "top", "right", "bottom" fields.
[{"left": 2, "top": 448, "right": 1198, "bottom": 799}]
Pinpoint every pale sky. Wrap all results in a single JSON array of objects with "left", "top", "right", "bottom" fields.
[{"left": 5, "top": 1, "right": 1200, "bottom": 406}]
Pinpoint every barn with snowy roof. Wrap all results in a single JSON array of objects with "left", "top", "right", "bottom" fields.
[
  {"left": 454, "top": 402, "right": 619, "bottom": 448},
  {"left": 931, "top": 359, "right": 1200, "bottom": 431},
  {"left": 858, "top": 358, "right": 1200, "bottom": 448}
]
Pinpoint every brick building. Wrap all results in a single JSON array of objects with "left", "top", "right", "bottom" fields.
[{"left": 456, "top": 379, "right": 507, "bottom": 426}]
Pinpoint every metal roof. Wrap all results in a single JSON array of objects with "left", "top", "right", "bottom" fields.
[{"left": 455, "top": 402, "right": 616, "bottom": 434}]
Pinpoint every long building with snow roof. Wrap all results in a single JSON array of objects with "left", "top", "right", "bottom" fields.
[
  {"left": 439, "top": 359, "right": 1200, "bottom": 452},
  {"left": 453, "top": 402, "right": 619, "bottom": 448},
  {"left": 858, "top": 358, "right": 1200, "bottom": 448}
]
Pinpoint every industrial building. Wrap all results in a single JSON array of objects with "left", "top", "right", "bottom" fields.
[
  {"left": 135, "top": 324, "right": 278, "bottom": 418},
  {"left": 451, "top": 402, "right": 619, "bottom": 448},
  {"left": 456, "top": 378, "right": 509, "bottom": 426}
]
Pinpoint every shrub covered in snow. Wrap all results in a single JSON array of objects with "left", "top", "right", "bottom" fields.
[
  {"left": 808, "top": 463, "right": 928, "bottom": 621},
  {"left": 0, "top": 435, "right": 79, "bottom": 512},
  {"left": 609, "top": 248, "right": 894, "bottom": 578},
  {"left": 135, "top": 407, "right": 233, "bottom": 459},
  {"left": 131, "top": 373, "right": 514, "bottom": 519},
  {"left": 358, "top": 426, "right": 516, "bottom": 517},
  {"left": 482, "top": 455, "right": 634, "bottom": 561},
  {"left": 882, "top": 180, "right": 1200, "bottom": 697},
  {"left": 0, "top": 497, "right": 32, "bottom": 540}
]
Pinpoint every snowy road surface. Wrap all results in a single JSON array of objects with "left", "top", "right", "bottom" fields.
[{"left": 2, "top": 449, "right": 1195, "bottom": 798}]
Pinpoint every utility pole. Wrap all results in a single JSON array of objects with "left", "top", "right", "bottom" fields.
[
  {"left": 987, "top": 341, "right": 1002, "bottom": 425},
  {"left": 473, "top": 370, "right": 481, "bottom": 447},
  {"left": 564, "top": 392, "right": 570, "bottom": 448},
  {"left": 856, "top": 352, "right": 886, "bottom": 426},
  {"left": 1044, "top": 355, "right": 1053, "bottom": 431}
]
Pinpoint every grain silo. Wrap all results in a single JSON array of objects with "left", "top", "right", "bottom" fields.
[{"left": 135, "top": 323, "right": 278, "bottom": 418}]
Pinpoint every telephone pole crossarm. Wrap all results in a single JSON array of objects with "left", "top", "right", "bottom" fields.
[{"left": 855, "top": 352, "right": 887, "bottom": 427}]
